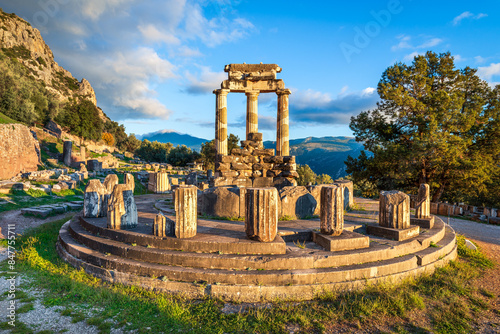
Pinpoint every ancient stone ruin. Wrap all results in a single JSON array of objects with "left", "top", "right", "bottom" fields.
[
  {"left": 58, "top": 63, "right": 457, "bottom": 302},
  {"left": 213, "top": 64, "right": 296, "bottom": 188}
]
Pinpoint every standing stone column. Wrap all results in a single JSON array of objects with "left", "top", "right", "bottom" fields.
[
  {"left": 245, "top": 90, "right": 259, "bottom": 139},
  {"left": 415, "top": 184, "right": 430, "bottom": 218},
  {"left": 276, "top": 89, "right": 291, "bottom": 156},
  {"left": 80, "top": 146, "right": 86, "bottom": 162},
  {"left": 174, "top": 186, "right": 197, "bottom": 238},
  {"left": 107, "top": 184, "right": 138, "bottom": 229},
  {"left": 214, "top": 89, "right": 230, "bottom": 157},
  {"left": 320, "top": 185, "right": 344, "bottom": 236},
  {"left": 153, "top": 212, "right": 175, "bottom": 237},
  {"left": 63, "top": 141, "right": 72, "bottom": 166},
  {"left": 83, "top": 179, "right": 106, "bottom": 218},
  {"left": 102, "top": 174, "right": 119, "bottom": 216},
  {"left": 125, "top": 173, "right": 135, "bottom": 192},
  {"left": 245, "top": 187, "right": 279, "bottom": 242},
  {"left": 379, "top": 191, "right": 410, "bottom": 229}
]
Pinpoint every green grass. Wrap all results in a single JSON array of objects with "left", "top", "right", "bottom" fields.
[
  {"left": 0, "top": 111, "right": 17, "bottom": 124},
  {"left": 2, "top": 219, "right": 496, "bottom": 334},
  {"left": 116, "top": 173, "right": 150, "bottom": 196},
  {"left": 0, "top": 184, "right": 85, "bottom": 213}
]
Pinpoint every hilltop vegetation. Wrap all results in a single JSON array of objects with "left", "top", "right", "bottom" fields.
[{"left": 348, "top": 51, "right": 500, "bottom": 207}]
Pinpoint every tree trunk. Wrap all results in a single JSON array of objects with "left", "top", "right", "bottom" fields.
[{"left": 431, "top": 184, "right": 446, "bottom": 202}]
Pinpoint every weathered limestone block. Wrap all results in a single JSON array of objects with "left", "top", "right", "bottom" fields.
[
  {"left": 153, "top": 212, "right": 175, "bottom": 237},
  {"left": 198, "top": 186, "right": 240, "bottom": 218},
  {"left": 334, "top": 180, "right": 354, "bottom": 209},
  {"left": 102, "top": 174, "right": 119, "bottom": 215},
  {"left": 107, "top": 184, "right": 138, "bottom": 229},
  {"left": 415, "top": 184, "right": 430, "bottom": 218},
  {"left": 186, "top": 172, "right": 197, "bottom": 185},
  {"left": 245, "top": 187, "right": 279, "bottom": 242},
  {"left": 87, "top": 159, "right": 102, "bottom": 172},
  {"left": 0, "top": 124, "right": 41, "bottom": 180},
  {"left": 379, "top": 191, "right": 410, "bottom": 229},
  {"left": 83, "top": 179, "right": 106, "bottom": 218},
  {"left": 125, "top": 173, "right": 135, "bottom": 192},
  {"left": 306, "top": 184, "right": 327, "bottom": 215},
  {"left": 175, "top": 186, "right": 197, "bottom": 238},
  {"left": 279, "top": 186, "right": 317, "bottom": 219},
  {"left": 63, "top": 141, "right": 72, "bottom": 166},
  {"left": 320, "top": 186, "right": 344, "bottom": 236}
]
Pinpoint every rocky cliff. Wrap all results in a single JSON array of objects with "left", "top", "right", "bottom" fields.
[
  {"left": 0, "top": 124, "right": 41, "bottom": 179},
  {"left": 0, "top": 9, "right": 106, "bottom": 120}
]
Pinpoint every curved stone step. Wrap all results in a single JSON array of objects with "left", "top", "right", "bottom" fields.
[
  {"left": 57, "top": 228, "right": 457, "bottom": 302},
  {"left": 59, "top": 220, "right": 456, "bottom": 286},
  {"left": 69, "top": 215, "right": 448, "bottom": 270}
]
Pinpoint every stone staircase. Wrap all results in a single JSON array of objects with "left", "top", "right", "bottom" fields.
[{"left": 57, "top": 196, "right": 457, "bottom": 302}]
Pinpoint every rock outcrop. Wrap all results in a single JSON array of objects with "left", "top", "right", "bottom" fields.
[
  {"left": 0, "top": 124, "right": 41, "bottom": 180},
  {"left": 0, "top": 9, "right": 101, "bottom": 113}
]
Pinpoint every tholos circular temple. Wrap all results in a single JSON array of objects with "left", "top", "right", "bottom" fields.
[{"left": 58, "top": 64, "right": 457, "bottom": 302}]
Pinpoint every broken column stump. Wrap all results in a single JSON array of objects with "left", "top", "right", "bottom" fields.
[
  {"left": 107, "top": 184, "right": 138, "bottom": 230},
  {"left": 63, "top": 141, "right": 72, "bottom": 166},
  {"left": 174, "top": 186, "right": 197, "bottom": 238},
  {"left": 320, "top": 185, "right": 344, "bottom": 236},
  {"left": 245, "top": 187, "right": 278, "bottom": 242},
  {"left": 125, "top": 173, "right": 135, "bottom": 192},
  {"left": 367, "top": 190, "right": 419, "bottom": 241},
  {"left": 153, "top": 212, "right": 175, "bottom": 237},
  {"left": 83, "top": 179, "right": 106, "bottom": 218},
  {"left": 312, "top": 185, "right": 369, "bottom": 251},
  {"left": 411, "top": 183, "right": 435, "bottom": 228},
  {"left": 148, "top": 172, "right": 170, "bottom": 193}
]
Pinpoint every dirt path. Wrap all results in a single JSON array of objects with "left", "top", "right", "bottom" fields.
[{"left": 0, "top": 209, "right": 75, "bottom": 239}]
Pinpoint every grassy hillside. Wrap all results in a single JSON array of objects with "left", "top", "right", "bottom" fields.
[{"left": 0, "top": 111, "right": 17, "bottom": 124}]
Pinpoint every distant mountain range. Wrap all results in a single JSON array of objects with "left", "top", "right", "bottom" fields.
[
  {"left": 139, "top": 130, "right": 208, "bottom": 152},
  {"left": 264, "top": 136, "right": 364, "bottom": 179},
  {"left": 143, "top": 130, "right": 365, "bottom": 179}
]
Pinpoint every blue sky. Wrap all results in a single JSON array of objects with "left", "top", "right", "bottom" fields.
[{"left": 1, "top": 0, "right": 499, "bottom": 142}]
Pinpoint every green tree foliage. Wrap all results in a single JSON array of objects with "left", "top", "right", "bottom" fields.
[
  {"left": 135, "top": 139, "right": 173, "bottom": 162},
  {"left": 120, "top": 133, "right": 142, "bottom": 153},
  {"left": 0, "top": 50, "right": 52, "bottom": 125},
  {"left": 316, "top": 174, "right": 334, "bottom": 185},
  {"left": 103, "top": 120, "right": 129, "bottom": 150},
  {"left": 56, "top": 100, "right": 103, "bottom": 141},
  {"left": 346, "top": 51, "right": 500, "bottom": 206},
  {"left": 297, "top": 164, "right": 317, "bottom": 186},
  {"left": 167, "top": 145, "right": 201, "bottom": 166},
  {"left": 200, "top": 133, "right": 240, "bottom": 170}
]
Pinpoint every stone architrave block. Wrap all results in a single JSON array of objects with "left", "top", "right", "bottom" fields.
[
  {"left": 83, "top": 179, "right": 106, "bottom": 218},
  {"left": 245, "top": 187, "right": 279, "bottom": 242},
  {"left": 379, "top": 190, "right": 410, "bottom": 229},
  {"left": 415, "top": 184, "right": 430, "bottom": 218},
  {"left": 175, "top": 186, "right": 198, "bottom": 238},
  {"left": 320, "top": 185, "right": 344, "bottom": 236},
  {"left": 107, "top": 184, "right": 138, "bottom": 230}
]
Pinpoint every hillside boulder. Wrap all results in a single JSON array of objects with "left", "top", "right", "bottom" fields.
[{"left": 0, "top": 124, "right": 40, "bottom": 180}]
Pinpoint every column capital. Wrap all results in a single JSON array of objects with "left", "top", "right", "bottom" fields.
[
  {"left": 245, "top": 90, "right": 260, "bottom": 97},
  {"left": 213, "top": 89, "right": 230, "bottom": 96},
  {"left": 276, "top": 88, "right": 292, "bottom": 96}
]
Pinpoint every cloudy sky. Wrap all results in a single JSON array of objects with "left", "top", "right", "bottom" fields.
[{"left": 1, "top": 0, "right": 499, "bottom": 141}]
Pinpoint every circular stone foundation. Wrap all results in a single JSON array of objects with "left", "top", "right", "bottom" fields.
[{"left": 57, "top": 195, "right": 457, "bottom": 302}]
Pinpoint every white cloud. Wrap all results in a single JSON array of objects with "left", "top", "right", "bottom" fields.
[
  {"left": 452, "top": 11, "right": 488, "bottom": 25},
  {"left": 184, "top": 66, "right": 227, "bottom": 94},
  {"left": 138, "top": 24, "right": 180, "bottom": 45},
  {"left": 475, "top": 56, "right": 486, "bottom": 63},
  {"left": 403, "top": 51, "right": 421, "bottom": 62},
  {"left": 391, "top": 35, "right": 442, "bottom": 52},
  {"left": 477, "top": 63, "right": 500, "bottom": 82},
  {"left": 289, "top": 87, "right": 378, "bottom": 125}
]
